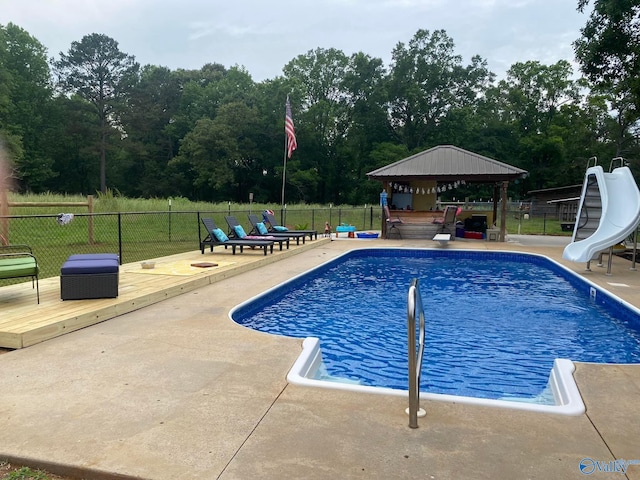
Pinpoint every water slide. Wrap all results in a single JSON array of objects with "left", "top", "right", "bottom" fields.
[{"left": 563, "top": 165, "right": 640, "bottom": 263}]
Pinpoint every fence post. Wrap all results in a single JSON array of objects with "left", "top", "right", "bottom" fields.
[
  {"left": 369, "top": 206, "right": 373, "bottom": 230},
  {"left": 0, "top": 189, "right": 7, "bottom": 246},
  {"left": 197, "top": 212, "right": 202, "bottom": 246},
  {"left": 363, "top": 204, "right": 367, "bottom": 230},
  {"left": 168, "top": 198, "right": 172, "bottom": 241},
  {"left": 118, "top": 213, "right": 123, "bottom": 263},
  {"left": 87, "top": 195, "right": 94, "bottom": 245}
]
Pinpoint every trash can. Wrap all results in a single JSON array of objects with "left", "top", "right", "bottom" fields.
[{"left": 486, "top": 228, "right": 500, "bottom": 242}]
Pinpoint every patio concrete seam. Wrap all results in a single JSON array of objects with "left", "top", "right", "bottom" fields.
[
  {"left": 583, "top": 403, "right": 619, "bottom": 463},
  {"left": 217, "top": 382, "right": 291, "bottom": 479}
]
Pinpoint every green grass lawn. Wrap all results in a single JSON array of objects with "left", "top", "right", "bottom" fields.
[{"left": 504, "top": 215, "right": 570, "bottom": 236}]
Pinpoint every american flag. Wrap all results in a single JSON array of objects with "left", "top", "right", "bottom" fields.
[{"left": 285, "top": 96, "right": 297, "bottom": 158}]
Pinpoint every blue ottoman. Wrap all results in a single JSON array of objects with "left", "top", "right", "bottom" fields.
[{"left": 60, "top": 254, "right": 120, "bottom": 300}]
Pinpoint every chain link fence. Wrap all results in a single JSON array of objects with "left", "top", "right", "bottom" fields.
[
  {"left": 0, "top": 207, "right": 381, "bottom": 283},
  {"left": 1, "top": 202, "right": 579, "bottom": 287}
]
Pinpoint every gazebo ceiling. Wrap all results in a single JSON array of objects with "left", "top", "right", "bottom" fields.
[{"left": 367, "top": 145, "right": 528, "bottom": 183}]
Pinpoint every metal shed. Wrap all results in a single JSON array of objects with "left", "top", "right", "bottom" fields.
[{"left": 526, "top": 185, "right": 582, "bottom": 230}]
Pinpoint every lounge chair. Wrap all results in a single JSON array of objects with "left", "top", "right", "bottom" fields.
[
  {"left": 383, "top": 205, "right": 403, "bottom": 239},
  {"left": 247, "top": 214, "right": 307, "bottom": 245},
  {"left": 432, "top": 206, "right": 458, "bottom": 236},
  {"left": 224, "top": 216, "right": 289, "bottom": 250},
  {"left": 262, "top": 211, "right": 318, "bottom": 241},
  {"left": 0, "top": 244, "right": 39, "bottom": 303},
  {"left": 200, "top": 217, "right": 274, "bottom": 255}
]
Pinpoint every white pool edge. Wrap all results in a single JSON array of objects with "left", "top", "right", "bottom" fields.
[{"left": 287, "top": 337, "right": 586, "bottom": 416}]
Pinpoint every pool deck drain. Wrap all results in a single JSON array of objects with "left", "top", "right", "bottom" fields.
[{"left": 0, "top": 236, "right": 639, "bottom": 479}]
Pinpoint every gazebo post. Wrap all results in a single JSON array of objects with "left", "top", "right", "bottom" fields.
[
  {"left": 492, "top": 184, "right": 500, "bottom": 227},
  {"left": 500, "top": 181, "right": 508, "bottom": 241}
]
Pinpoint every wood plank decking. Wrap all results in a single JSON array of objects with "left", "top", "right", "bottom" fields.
[{"left": 0, "top": 238, "right": 329, "bottom": 349}]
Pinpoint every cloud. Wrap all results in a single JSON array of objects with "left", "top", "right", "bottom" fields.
[
  {"left": 0, "top": 0, "right": 590, "bottom": 81},
  {"left": 187, "top": 21, "right": 273, "bottom": 42}
]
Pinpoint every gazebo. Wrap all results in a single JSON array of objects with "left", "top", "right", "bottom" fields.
[{"left": 367, "top": 145, "right": 528, "bottom": 241}]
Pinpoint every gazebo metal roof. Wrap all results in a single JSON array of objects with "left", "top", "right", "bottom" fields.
[{"left": 367, "top": 145, "right": 528, "bottom": 183}]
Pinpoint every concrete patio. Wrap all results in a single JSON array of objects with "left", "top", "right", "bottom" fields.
[{"left": 0, "top": 235, "right": 639, "bottom": 479}]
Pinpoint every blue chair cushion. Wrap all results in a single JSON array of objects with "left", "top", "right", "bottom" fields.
[
  {"left": 233, "top": 225, "right": 247, "bottom": 238},
  {"left": 212, "top": 228, "right": 229, "bottom": 242},
  {"left": 61, "top": 259, "right": 119, "bottom": 275},
  {"left": 273, "top": 225, "right": 288, "bottom": 232},
  {"left": 256, "top": 222, "right": 269, "bottom": 235},
  {"left": 67, "top": 253, "right": 119, "bottom": 262}
]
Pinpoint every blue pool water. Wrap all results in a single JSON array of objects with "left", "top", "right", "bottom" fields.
[{"left": 231, "top": 249, "right": 640, "bottom": 402}]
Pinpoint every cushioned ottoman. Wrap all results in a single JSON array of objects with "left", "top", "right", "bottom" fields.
[{"left": 60, "top": 254, "right": 120, "bottom": 300}]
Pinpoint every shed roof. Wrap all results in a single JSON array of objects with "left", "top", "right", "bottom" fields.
[
  {"left": 527, "top": 184, "right": 582, "bottom": 195},
  {"left": 367, "top": 145, "right": 528, "bottom": 183},
  {"left": 546, "top": 197, "right": 580, "bottom": 204}
]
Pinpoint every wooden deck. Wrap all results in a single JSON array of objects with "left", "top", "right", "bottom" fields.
[{"left": 0, "top": 238, "right": 330, "bottom": 349}]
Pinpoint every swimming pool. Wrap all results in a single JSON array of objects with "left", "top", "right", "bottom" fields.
[{"left": 230, "top": 248, "right": 640, "bottom": 415}]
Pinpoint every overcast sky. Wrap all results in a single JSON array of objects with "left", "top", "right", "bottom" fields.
[{"left": 1, "top": 0, "right": 591, "bottom": 82}]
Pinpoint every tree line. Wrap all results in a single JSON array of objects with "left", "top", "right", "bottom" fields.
[{"left": 0, "top": 0, "right": 638, "bottom": 205}]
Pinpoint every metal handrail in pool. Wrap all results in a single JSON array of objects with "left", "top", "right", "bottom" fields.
[{"left": 407, "top": 277, "right": 426, "bottom": 428}]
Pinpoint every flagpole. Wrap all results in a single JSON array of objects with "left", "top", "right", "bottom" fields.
[{"left": 281, "top": 135, "right": 287, "bottom": 210}]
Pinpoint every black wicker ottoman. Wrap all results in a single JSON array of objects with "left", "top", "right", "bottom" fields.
[{"left": 60, "top": 254, "right": 120, "bottom": 300}]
